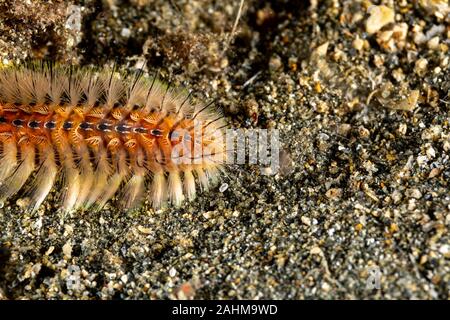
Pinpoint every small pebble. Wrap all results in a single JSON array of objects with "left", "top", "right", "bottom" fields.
[
  {"left": 169, "top": 267, "right": 177, "bottom": 277},
  {"left": 415, "top": 58, "right": 428, "bottom": 76},
  {"left": 352, "top": 36, "right": 364, "bottom": 51},
  {"left": 120, "top": 27, "right": 131, "bottom": 38},
  {"left": 219, "top": 183, "right": 229, "bottom": 193},
  {"left": 62, "top": 242, "right": 72, "bottom": 258},
  {"left": 301, "top": 216, "right": 311, "bottom": 226},
  {"left": 366, "top": 5, "right": 395, "bottom": 34},
  {"left": 427, "top": 36, "right": 440, "bottom": 50}
]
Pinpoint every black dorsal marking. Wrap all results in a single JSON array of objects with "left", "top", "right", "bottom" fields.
[
  {"left": 63, "top": 121, "right": 73, "bottom": 130},
  {"left": 134, "top": 127, "right": 147, "bottom": 134},
  {"left": 44, "top": 121, "right": 56, "bottom": 129},
  {"left": 116, "top": 124, "right": 131, "bottom": 133},
  {"left": 28, "top": 120, "right": 40, "bottom": 128},
  {"left": 79, "top": 122, "right": 91, "bottom": 130},
  {"left": 12, "top": 119, "right": 24, "bottom": 127},
  {"left": 151, "top": 129, "right": 163, "bottom": 137},
  {"left": 98, "top": 122, "right": 112, "bottom": 131}
]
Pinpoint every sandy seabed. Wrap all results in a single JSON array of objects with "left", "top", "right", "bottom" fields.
[{"left": 0, "top": 0, "right": 449, "bottom": 299}]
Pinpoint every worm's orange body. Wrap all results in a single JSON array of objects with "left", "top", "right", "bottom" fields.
[{"left": 0, "top": 64, "right": 226, "bottom": 212}]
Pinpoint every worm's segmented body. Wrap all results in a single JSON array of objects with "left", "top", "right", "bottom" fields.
[{"left": 0, "top": 64, "right": 227, "bottom": 212}]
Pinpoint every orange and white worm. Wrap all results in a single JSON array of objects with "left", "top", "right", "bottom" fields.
[{"left": 0, "top": 64, "right": 227, "bottom": 212}]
